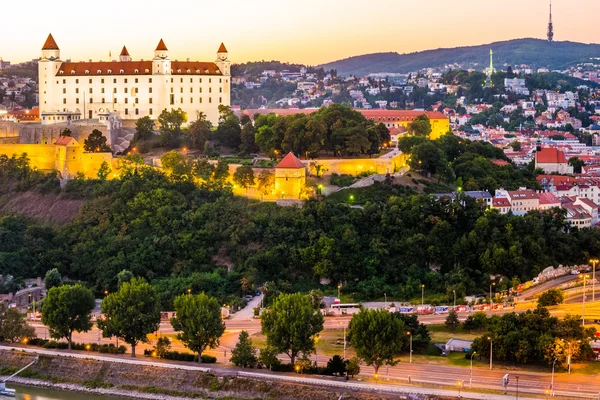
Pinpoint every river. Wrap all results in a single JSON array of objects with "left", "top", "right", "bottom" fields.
[{"left": 6, "top": 384, "right": 129, "bottom": 400}]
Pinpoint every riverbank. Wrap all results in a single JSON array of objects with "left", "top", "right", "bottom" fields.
[{"left": 0, "top": 349, "right": 390, "bottom": 400}]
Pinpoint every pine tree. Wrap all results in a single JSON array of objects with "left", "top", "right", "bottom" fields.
[{"left": 230, "top": 330, "right": 257, "bottom": 368}]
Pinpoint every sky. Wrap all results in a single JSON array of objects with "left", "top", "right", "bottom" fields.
[{"left": 3, "top": 0, "right": 600, "bottom": 66}]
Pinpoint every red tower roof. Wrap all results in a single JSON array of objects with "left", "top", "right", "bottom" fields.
[
  {"left": 155, "top": 39, "right": 168, "bottom": 51},
  {"left": 120, "top": 46, "right": 130, "bottom": 56},
  {"left": 42, "top": 34, "right": 59, "bottom": 50},
  {"left": 218, "top": 43, "right": 228, "bottom": 53},
  {"left": 276, "top": 152, "right": 305, "bottom": 169}
]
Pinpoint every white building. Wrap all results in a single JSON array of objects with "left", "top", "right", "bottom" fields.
[{"left": 39, "top": 34, "right": 230, "bottom": 126}]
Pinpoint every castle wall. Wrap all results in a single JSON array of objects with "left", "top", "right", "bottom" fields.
[
  {"left": 306, "top": 152, "right": 407, "bottom": 177},
  {"left": 0, "top": 144, "right": 56, "bottom": 170}
]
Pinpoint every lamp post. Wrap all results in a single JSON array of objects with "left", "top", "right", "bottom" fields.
[
  {"left": 551, "top": 358, "right": 557, "bottom": 396},
  {"left": 187, "top": 288, "right": 191, "bottom": 296},
  {"left": 458, "top": 380, "right": 463, "bottom": 397},
  {"left": 341, "top": 322, "right": 347, "bottom": 359},
  {"left": 516, "top": 376, "right": 520, "bottom": 400},
  {"left": 453, "top": 290, "right": 456, "bottom": 308},
  {"left": 314, "top": 335, "right": 319, "bottom": 367},
  {"left": 384, "top": 292, "right": 387, "bottom": 309},
  {"left": 470, "top": 351, "right": 476, "bottom": 388},
  {"left": 407, "top": 331, "right": 413, "bottom": 363},
  {"left": 338, "top": 284, "right": 341, "bottom": 300},
  {"left": 421, "top": 284, "right": 425, "bottom": 306},
  {"left": 488, "top": 336, "right": 493, "bottom": 370},
  {"left": 580, "top": 274, "right": 590, "bottom": 325},
  {"left": 590, "top": 258, "right": 598, "bottom": 302},
  {"left": 490, "top": 282, "right": 495, "bottom": 309}
]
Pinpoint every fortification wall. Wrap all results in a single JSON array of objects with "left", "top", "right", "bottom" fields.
[
  {"left": 0, "top": 144, "right": 56, "bottom": 170},
  {"left": 308, "top": 152, "right": 407, "bottom": 176}
]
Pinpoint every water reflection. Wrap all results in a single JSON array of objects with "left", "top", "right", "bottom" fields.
[{"left": 8, "top": 384, "right": 127, "bottom": 400}]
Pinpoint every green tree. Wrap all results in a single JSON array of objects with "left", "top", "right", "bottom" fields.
[
  {"left": 187, "top": 112, "right": 211, "bottom": 150},
  {"left": 153, "top": 336, "right": 171, "bottom": 358},
  {"left": 98, "top": 277, "right": 161, "bottom": 357},
  {"left": 445, "top": 308, "right": 460, "bottom": 332},
  {"left": 568, "top": 157, "right": 584, "bottom": 174},
  {"left": 233, "top": 165, "right": 255, "bottom": 192},
  {"left": 258, "top": 345, "right": 280, "bottom": 370},
  {"left": 240, "top": 122, "right": 258, "bottom": 154},
  {"left": 117, "top": 269, "right": 134, "bottom": 288},
  {"left": 170, "top": 292, "right": 226, "bottom": 363},
  {"left": 348, "top": 308, "right": 405, "bottom": 374},
  {"left": 261, "top": 293, "right": 324, "bottom": 364},
  {"left": 409, "top": 141, "right": 447, "bottom": 174},
  {"left": 256, "top": 170, "right": 275, "bottom": 198},
  {"left": 408, "top": 114, "right": 432, "bottom": 137},
  {"left": 158, "top": 108, "right": 188, "bottom": 148},
  {"left": 43, "top": 268, "right": 62, "bottom": 290},
  {"left": 393, "top": 313, "right": 431, "bottom": 352},
  {"left": 230, "top": 330, "right": 258, "bottom": 368},
  {"left": 327, "top": 355, "right": 347, "bottom": 376},
  {"left": 308, "top": 289, "right": 324, "bottom": 310},
  {"left": 97, "top": 161, "right": 111, "bottom": 181},
  {"left": 0, "top": 303, "right": 35, "bottom": 342},
  {"left": 346, "top": 356, "right": 361, "bottom": 377},
  {"left": 134, "top": 116, "right": 154, "bottom": 141},
  {"left": 61, "top": 128, "right": 72, "bottom": 137},
  {"left": 41, "top": 284, "right": 95, "bottom": 350},
  {"left": 160, "top": 150, "right": 191, "bottom": 179},
  {"left": 509, "top": 140, "right": 522, "bottom": 152},
  {"left": 83, "top": 129, "right": 111, "bottom": 152},
  {"left": 538, "top": 289, "right": 564, "bottom": 306}
]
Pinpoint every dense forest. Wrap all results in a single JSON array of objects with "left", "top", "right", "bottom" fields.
[{"left": 1, "top": 147, "right": 600, "bottom": 309}]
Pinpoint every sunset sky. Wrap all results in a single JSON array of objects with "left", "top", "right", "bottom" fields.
[{"left": 4, "top": 0, "right": 600, "bottom": 66}]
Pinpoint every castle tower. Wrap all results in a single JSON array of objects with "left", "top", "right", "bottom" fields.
[
  {"left": 152, "top": 39, "right": 170, "bottom": 75},
  {"left": 39, "top": 34, "right": 62, "bottom": 113},
  {"left": 119, "top": 46, "right": 131, "bottom": 62},
  {"left": 484, "top": 49, "right": 494, "bottom": 88},
  {"left": 547, "top": 0, "right": 554, "bottom": 42},
  {"left": 275, "top": 152, "right": 306, "bottom": 199},
  {"left": 215, "top": 43, "right": 231, "bottom": 107}
]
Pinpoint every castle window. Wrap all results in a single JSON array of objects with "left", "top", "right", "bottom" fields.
[
  {"left": 76, "top": 88, "right": 79, "bottom": 94},
  {"left": 199, "top": 88, "right": 202, "bottom": 93},
  {"left": 63, "top": 88, "right": 66, "bottom": 94},
  {"left": 219, "top": 87, "right": 222, "bottom": 93},
  {"left": 149, "top": 88, "right": 152, "bottom": 93},
  {"left": 85, "top": 70, "right": 89, "bottom": 74},
  {"left": 89, "top": 88, "right": 93, "bottom": 93},
  {"left": 75, "top": 79, "right": 79, "bottom": 84},
  {"left": 63, "top": 79, "right": 66, "bottom": 84},
  {"left": 134, "top": 70, "right": 139, "bottom": 75},
  {"left": 89, "top": 79, "right": 92, "bottom": 84},
  {"left": 90, "top": 98, "right": 93, "bottom": 103},
  {"left": 125, "top": 98, "right": 128, "bottom": 103},
  {"left": 209, "top": 97, "right": 212, "bottom": 103},
  {"left": 101, "top": 79, "right": 104, "bottom": 84},
  {"left": 220, "top": 78, "right": 222, "bottom": 83},
  {"left": 63, "top": 98, "right": 66, "bottom": 104},
  {"left": 113, "top": 88, "right": 117, "bottom": 93},
  {"left": 209, "top": 78, "right": 212, "bottom": 83},
  {"left": 135, "top": 108, "right": 139, "bottom": 115},
  {"left": 60, "top": 71, "right": 64, "bottom": 75},
  {"left": 199, "top": 78, "right": 202, "bottom": 83},
  {"left": 135, "top": 98, "right": 139, "bottom": 103},
  {"left": 190, "top": 98, "right": 193, "bottom": 103},
  {"left": 226, "top": 79, "right": 228, "bottom": 83},
  {"left": 170, "top": 78, "right": 173, "bottom": 83},
  {"left": 76, "top": 98, "right": 79, "bottom": 104},
  {"left": 209, "top": 88, "right": 212, "bottom": 93},
  {"left": 108, "top": 71, "right": 113, "bottom": 75},
  {"left": 170, "top": 88, "right": 173, "bottom": 93},
  {"left": 180, "top": 88, "right": 183, "bottom": 93},
  {"left": 219, "top": 97, "right": 222, "bottom": 103},
  {"left": 102, "top": 98, "right": 105, "bottom": 103},
  {"left": 180, "top": 97, "right": 183, "bottom": 103},
  {"left": 149, "top": 98, "right": 153, "bottom": 104},
  {"left": 101, "top": 88, "right": 105, "bottom": 94},
  {"left": 125, "top": 108, "right": 128, "bottom": 115},
  {"left": 199, "top": 97, "right": 202, "bottom": 103},
  {"left": 186, "top": 69, "right": 191, "bottom": 73},
  {"left": 124, "top": 78, "right": 128, "bottom": 83},
  {"left": 190, "top": 88, "right": 193, "bottom": 93},
  {"left": 124, "top": 88, "right": 128, "bottom": 93},
  {"left": 120, "top": 70, "right": 125, "bottom": 74},
  {"left": 145, "top": 70, "right": 150, "bottom": 74},
  {"left": 149, "top": 108, "right": 153, "bottom": 115},
  {"left": 180, "top": 78, "right": 183, "bottom": 83},
  {"left": 113, "top": 98, "right": 117, "bottom": 103},
  {"left": 190, "top": 78, "right": 193, "bottom": 83},
  {"left": 149, "top": 78, "right": 152, "bottom": 83}
]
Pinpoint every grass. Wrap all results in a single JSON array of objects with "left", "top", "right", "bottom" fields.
[{"left": 427, "top": 324, "right": 481, "bottom": 344}]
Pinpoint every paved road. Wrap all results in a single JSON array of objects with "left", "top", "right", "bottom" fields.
[
  {"left": 3, "top": 345, "right": 599, "bottom": 399},
  {"left": 520, "top": 275, "right": 579, "bottom": 300}
]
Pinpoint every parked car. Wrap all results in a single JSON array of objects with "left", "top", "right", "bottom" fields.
[{"left": 571, "top": 270, "right": 580, "bottom": 275}]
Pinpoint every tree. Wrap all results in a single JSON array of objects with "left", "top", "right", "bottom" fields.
[
  {"left": 256, "top": 170, "right": 275, "bottom": 198},
  {"left": 43, "top": 268, "right": 62, "bottom": 290},
  {"left": 538, "top": 289, "right": 564, "bottom": 306},
  {"left": 393, "top": 313, "right": 431, "bottom": 352},
  {"left": 41, "top": 284, "right": 95, "bottom": 350},
  {"left": 0, "top": 303, "right": 35, "bottom": 342},
  {"left": 509, "top": 140, "right": 522, "bottom": 152},
  {"left": 117, "top": 269, "right": 134, "bottom": 288},
  {"left": 568, "top": 157, "right": 584, "bottom": 174},
  {"left": 153, "top": 336, "right": 171, "bottom": 358},
  {"left": 347, "top": 308, "right": 405, "bottom": 374},
  {"left": 258, "top": 346, "right": 280, "bottom": 370},
  {"left": 445, "top": 308, "right": 460, "bottom": 332},
  {"left": 217, "top": 114, "right": 242, "bottom": 149},
  {"left": 135, "top": 116, "right": 155, "bottom": 141},
  {"left": 327, "top": 355, "right": 347, "bottom": 376},
  {"left": 97, "top": 161, "right": 111, "bottom": 181},
  {"left": 158, "top": 108, "right": 188, "bottom": 148},
  {"left": 61, "top": 128, "right": 72, "bottom": 137},
  {"left": 84, "top": 129, "right": 111, "bottom": 152},
  {"left": 346, "top": 357, "right": 361, "bottom": 377},
  {"left": 240, "top": 122, "right": 258, "bottom": 154},
  {"left": 187, "top": 112, "right": 211, "bottom": 150},
  {"left": 233, "top": 165, "right": 255, "bottom": 192},
  {"left": 98, "top": 277, "right": 161, "bottom": 357},
  {"left": 170, "top": 292, "right": 226, "bottom": 363},
  {"left": 261, "top": 293, "right": 324, "bottom": 364},
  {"left": 160, "top": 150, "right": 191, "bottom": 179},
  {"left": 408, "top": 114, "right": 432, "bottom": 137},
  {"left": 309, "top": 162, "right": 327, "bottom": 178},
  {"left": 307, "top": 289, "right": 324, "bottom": 310},
  {"left": 230, "top": 330, "right": 258, "bottom": 368}
]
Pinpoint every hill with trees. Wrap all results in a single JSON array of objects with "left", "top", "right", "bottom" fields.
[{"left": 318, "top": 39, "right": 600, "bottom": 76}]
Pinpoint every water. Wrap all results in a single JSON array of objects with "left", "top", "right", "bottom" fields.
[{"left": 7, "top": 384, "right": 129, "bottom": 400}]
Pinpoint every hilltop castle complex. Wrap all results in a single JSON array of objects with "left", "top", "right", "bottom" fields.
[{"left": 38, "top": 34, "right": 230, "bottom": 125}]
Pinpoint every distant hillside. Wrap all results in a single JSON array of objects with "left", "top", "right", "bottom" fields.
[{"left": 318, "top": 39, "right": 600, "bottom": 76}]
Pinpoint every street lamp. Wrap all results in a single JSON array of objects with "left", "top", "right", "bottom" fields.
[
  {"left": 453, "top": 290, "right": 456, "bottom": 308},
  {"left": 516, "top": 376, "right": 520, "bottom": 400},
  {"left": 187, "top": 288, "right": 192, "bottom": 295},
  {"left": 340, "top": 322, "right": 346, "bottom": 359},
  {"left": 421, "top": 284, "right": 425, "bottom": 306},
  {"left": 470, "top": 351, "right": 476, "bottom": 388},
  {"left": 407, "top": 331, "right": 413, "bottom": 363},
  {"left": 545, "top": 388, "right": 550, "bottom": 400},
  {"left": 337, "top": 284, "right": 341, "bottom": 300},
  {"left": 551, "top": 358, "right": 557, "bottom": 397},
  {"left": 458, "top": 380, "right": 463, "bottom": 397},
  {"left": 314, "top": 335, "right": 319, "bottom": 367},
  {"left": 384, "top": 292, "right": 387, "bottom": 309},
  {"left": 580, "top": 274, "right": 590, "bottom": 325},
  {"left": 374, "top": 373, "right": 378, "bottom": 384},
  {"left": 487, "top": 336, "right": 493, "bottom": 370},
  {"left": 590, "top": 258, "right": 598, "bottom": 302},
  {"left": 490, "top": 282, "right": 495, "bottom": 309}
]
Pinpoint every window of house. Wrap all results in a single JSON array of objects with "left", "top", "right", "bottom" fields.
[
  {"left": 89, "top": 88, "right": 93, "bottom": 93},
  {"left": 199, "top": 88, "right": 202, "bottom": 93},
  {"left": 63, "top": 98, "right": 66, "bottom": 104},
  {"left": 209, "top": 88, "right": 212, "bottom": 93},
  {"left": 180, "top": 78, "right": 183, "bottom": 83},
  {"left": 170, "top": 88, "right": 173, "bottom": 93},
  {"left": 170, "top": 78, "right": 173, "bottom": 83},
  {"left": 209, "top": 78, "right": 211, "bottom": 83},
  {"left": 209, "top": 97, "right": 212, "bottom": 103},
  {"left": 219, "top": 78, "right": 222, "bottom": 83},
  {"left": 190, "top": 98, "right": 193, "bottom": 103},
  {"left": 199, "top": 97, "right": 202, "bottom": 103},
  {"left": 125, "top": 98, "right": 128, "bottom": 103},
  {"left": 63, "top": 88, "right": 66, "bottom": 94},
  {"left": 89, "top": 79, "right": 92, "bottom": 84},
  {"left": 149, "top": 88, "right": 153, "bottom": 93},
  {"left": 180, "top": 97, "right": 183, "bottom": 103},
  {"left": 135, "top": 98, "right": 138, "bottom": 103},
  {"left": 149, "top": 98, "right": 153, "bottom": 104},
  {"left": 90, "top": 98, "right": 93, "bottom": 103},
  {"left": 113, "top": 88, "right": 117, "bottom": 93},
  {"left": 102, "top": 98, "right": 105, "bottom": 103},
  {"left": 219, "top": 87, "right": 222, "bottom": 93},
  {"left": 76, "top": 88, "right": 79, "bottom": 94},
  {"left": 76, "top": 79, "right": 79, "bottom": 83},
  {"left": 76, "top": 98, "right": 79, "bottom": 104},
  {"left": 125, "top": 108, "right": 128, "bottom": 115},
  {"left": 113, "top": 98, "right": 117, "bottom": 103},
  {"left": 180, "top": 88, "right": 183, "bottom": 93},
  {"left": 63, "top": 79, "right": 66, "bottom": 84},
  {"left": 135, "top": 108, "right": 139, "bottom": 115},
  {"left": 170, "top": 94, "right": 174, "bottom": 105},
  {"left": 219, "top": 97, "right": 222, "bottom": 103},
  {"left": 190, "top": 88, "right": 193, "bottom": 93},
  {"left": 101, "top": 88, "right": 105, "bottom": 94},
  {"left": 149, "top": 78, "right": 152, "bottom": 83},
  {"left": 149, "top": 108, "right": 153, "bottom": 115},
  {"left": 135, "top": 78, "right": 138, "bottom": 83},
  {"left": 124, "top": 88, "right": 128, "bottom": 93},
  {"left": 113, "top": 79, "right": 117, "bottom": 83},
  {"left": 101, "top": 78, "right": 104, "bottom": 84}
]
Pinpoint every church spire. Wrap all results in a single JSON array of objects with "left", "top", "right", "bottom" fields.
[{"left": 547, "top": 0, "right": 554, "bottom": 42}]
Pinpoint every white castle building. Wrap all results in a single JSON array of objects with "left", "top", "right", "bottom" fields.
[{"left": 38, "top": 34, "right": 230, "bottom": 126}]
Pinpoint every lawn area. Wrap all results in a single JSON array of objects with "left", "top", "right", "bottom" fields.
[{"left": 427, "top": 324, "right": 481, "bottom": 344}]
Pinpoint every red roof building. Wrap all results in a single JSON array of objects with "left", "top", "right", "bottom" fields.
[
  {"left": 535, "top": 147, "right": 573, "bottom": 174},
  {"left": 276, "top": 152, "right": 306, "bottom": 169}
]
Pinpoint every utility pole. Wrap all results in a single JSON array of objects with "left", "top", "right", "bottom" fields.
[
  {"left": 407, "top": 331, "right": 413, "bottom": 363},
  {"left": 488, "top": 337, "right": 493, "bottom": 370},
  {"left": 591, "top": 259, "right": 598, "bottom": 302},
  {"left": 421, "top": 284, "right": 425, "bottom": 306},
  {"left": 470, "top": 351, "right": 476, "bottom": 388}
]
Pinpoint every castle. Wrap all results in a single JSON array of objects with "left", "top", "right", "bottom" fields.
[{"left": 39, "top": 34, "right": 230, "bottom": 126}]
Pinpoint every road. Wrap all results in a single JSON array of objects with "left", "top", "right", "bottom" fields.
[
  {"left": 520, "top": 275, "right": 579, "bottom": 300},
  {"left": 3, "top": 345, "right": 600, "bottom": 399}
]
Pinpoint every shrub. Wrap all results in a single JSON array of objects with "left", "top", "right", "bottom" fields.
[
  {"left": 330, "top": 173, "right": 355, "bottom": 187},
  {"left": 463, "top": 311, "right": 489, "bottom": 331},
  {"left": 538, "top": 289, "right": 564, "bottom": 306},
  {"left": 145, "top": 350, "right": 217, "bottom": 363}
]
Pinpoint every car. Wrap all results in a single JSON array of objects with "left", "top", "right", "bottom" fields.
[
  {"left": 571, "top": 270, "right": 580, "bottom": 275},
  {"left": 244, "top": 295, "right": 253, "bottom": 301}
]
